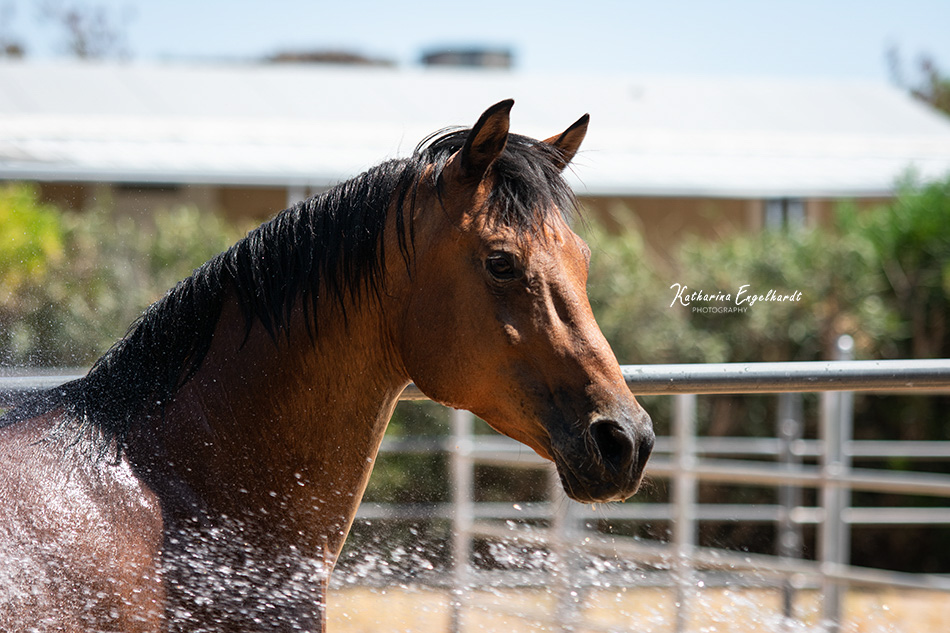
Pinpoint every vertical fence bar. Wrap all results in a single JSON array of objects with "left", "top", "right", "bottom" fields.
[
  {"left": 673, "top": 393, "right": 698, "bottom": 633},
  {"left": 777, "top": 392, "right": 804, "bottom": 619},
  {"left": 449, "top": 408, "right": 474, "bottom": 633},
  {"left": 836, "top": 338, "right": 855, "bottom": 572},
  {"left": 819, "top": 388, "right": 842, "bottom": 629},
  {"left": 819, "top": 335, "right": 855, "bottom": 630}
]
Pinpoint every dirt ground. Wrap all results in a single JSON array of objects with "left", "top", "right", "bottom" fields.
[{"left": 328, "top": 585, "right": 950, "bottom": 633}]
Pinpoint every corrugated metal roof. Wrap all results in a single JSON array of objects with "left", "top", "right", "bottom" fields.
[{"left": 2, "top": 60, "right": 950, "bottom": 197}]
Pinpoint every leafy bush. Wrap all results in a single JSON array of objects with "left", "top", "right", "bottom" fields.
[
  {"left": 838, "top": 176, "right": 950, "bottom": 359},
  {"left": 0, "top": 184, "right": 240, "bottom": 367},
  {"left": 584, "top": 224, "right": 727, "bottom": 364},
  {"left": 582, "top": 208, "right": 898, "bottom": 367},
  {"left": 586, "top": 174, "right": 950, "bottom": 366},
  {"left": 0, "top": 185, "right": 68, "bottom": 366}
]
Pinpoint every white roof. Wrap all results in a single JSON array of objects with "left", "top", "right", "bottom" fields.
[{"left": 2, "top": 60, "right": 950, "bottom": 198}]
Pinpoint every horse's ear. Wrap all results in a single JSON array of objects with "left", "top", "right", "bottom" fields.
[
  {"left": 458, "top": 99, "right": 513, "bottom": 181},
  {"left": 543, "top": 113, "right": 590, "bottom": 171}
]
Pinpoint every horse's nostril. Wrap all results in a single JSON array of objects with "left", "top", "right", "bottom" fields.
[
  {"left": 590, "top": 420, "right": 635, "bottom": 472},
  {"left": 637, "top": 430, "right": 655, "bottom": 471}
]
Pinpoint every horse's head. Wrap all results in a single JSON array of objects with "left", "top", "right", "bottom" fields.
[{"left": 397, "top": 100, "right": 653, "bottom": 503}]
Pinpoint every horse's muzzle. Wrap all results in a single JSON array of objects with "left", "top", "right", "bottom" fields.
[{"left": 554, "top": 410, "right": 655, "bottom": 503}]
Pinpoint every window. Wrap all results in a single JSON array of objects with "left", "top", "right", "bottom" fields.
[{"left": 764, "top": 198, "right": 805, "bottom": 230}]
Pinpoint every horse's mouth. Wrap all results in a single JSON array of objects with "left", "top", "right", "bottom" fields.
[
  {"left": 550, "top": 421, "right": 654, "bottom": 504},
  {"left": 553, "top": 457, "right": 646, "bottom": 504}
]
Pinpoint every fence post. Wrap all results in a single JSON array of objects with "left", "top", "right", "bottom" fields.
[
  {"left": 819, "top": 335, "right": 855, "bottom": 629},
  {"left": 673, "top": 393, "right": 698, "bottom": 633},
  {"left": 777, "top": 392, "right": 804, "bottom": 619},
  {"left": 449, "top": 408, "right": 474, "bottom": 633}
]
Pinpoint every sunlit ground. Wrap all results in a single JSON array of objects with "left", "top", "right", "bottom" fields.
[{"left": 329, "top": 586, "right": 950, "bottom": 632}]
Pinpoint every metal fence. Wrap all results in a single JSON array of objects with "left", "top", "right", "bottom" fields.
[
  {"left": 392, "top": 337, "right": 950, "bottom": 631},
  {"left": 3, "top": 340, "right": 950, "bottom": 632}
]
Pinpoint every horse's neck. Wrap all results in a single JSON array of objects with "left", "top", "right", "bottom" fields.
[{"left": 132, "top": 292, "right": 407, "bottom": 558}]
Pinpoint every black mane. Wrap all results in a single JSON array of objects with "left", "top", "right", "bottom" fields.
[{"left": 1, "top": 127, "right": 578, "bottom": 453}]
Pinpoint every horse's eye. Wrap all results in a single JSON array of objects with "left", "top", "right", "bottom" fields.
[{"left": 485, "top": 252, "right": 521, "bottom": 282}]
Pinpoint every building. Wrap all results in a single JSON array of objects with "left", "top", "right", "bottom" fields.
[{"left": 3, "top": 59, "right": 950, "bottom": 248}]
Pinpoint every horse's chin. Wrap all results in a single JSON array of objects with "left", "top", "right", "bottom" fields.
[{"left": 553, "top": 462, "right": 644, "bottom": 504}]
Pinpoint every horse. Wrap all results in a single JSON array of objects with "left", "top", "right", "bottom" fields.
[{"left": 0, "top": 100, "right": 654, "bottom": 632}]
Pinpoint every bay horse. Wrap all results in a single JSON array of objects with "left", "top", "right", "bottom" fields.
[{"left": 0, "top": 100, "right": 653, "bottom": 632}]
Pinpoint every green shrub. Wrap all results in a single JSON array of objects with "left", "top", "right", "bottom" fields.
[
  {"left": 838, "top": 176, "right": 950, "bottom": 359},
  {"left": 0, "top": 184, "right": 240, "bottom": 367}
]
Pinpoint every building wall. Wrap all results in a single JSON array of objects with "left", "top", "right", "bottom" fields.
[
  {"left": 581, "top": 196, "right": 760, "bottom": 263},
  {"left": 38, "top": 182, "right": 292, "bottom": 222},
  {"left": 216, "top": 186, "right": 290, "bottom": 221},
  {"left": 581, "top": 195, "right": 887, "bottom": 259}
]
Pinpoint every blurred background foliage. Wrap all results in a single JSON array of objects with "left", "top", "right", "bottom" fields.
[
  {"left": 3, "top": 176, "right": 949, "bottom": 369},
  {"left": 2, "top": 174, "right": 950, "bottom": 571},
  {"left": 0, "top": 183, "right": 240, "bottom": 367},
  {"left": 583, "top": 176, "right": 950, "bottom": 368}
]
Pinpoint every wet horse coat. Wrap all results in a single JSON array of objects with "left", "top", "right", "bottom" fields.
[{"left": 0, "top": 100, "right": 653, "bottom": 631}]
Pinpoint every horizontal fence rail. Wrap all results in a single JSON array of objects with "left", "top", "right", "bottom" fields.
[
  {"left": 621, "top": 359, "right": 950, "bottom": 395},
  {"left": 0, "top": 372, "right": 82, "bottom": 407},
  {"left": 5, "top": 358, "right": 950, "bottom": 404}
]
